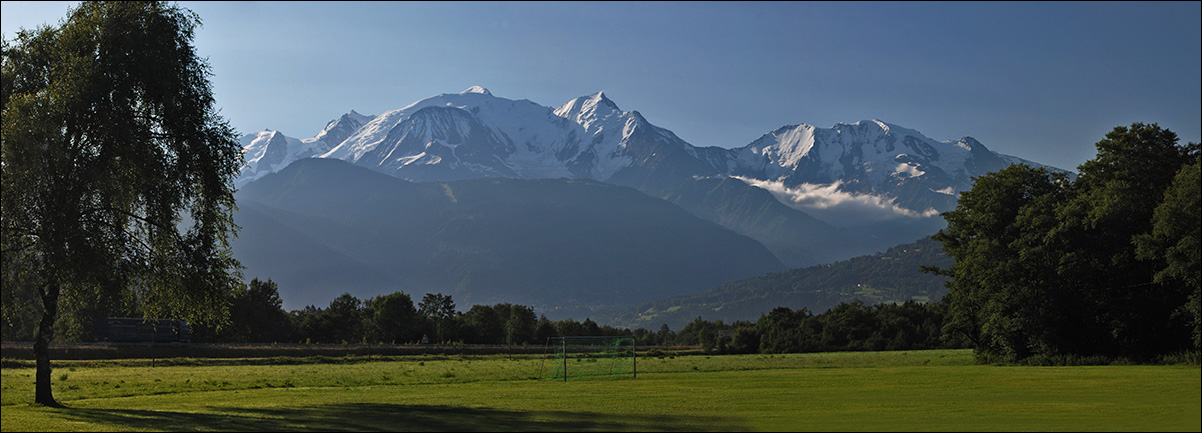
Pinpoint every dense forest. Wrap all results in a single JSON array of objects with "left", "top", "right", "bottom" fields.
[{"left": 934, "top": 123, "right": 1199, "bottom": 363}]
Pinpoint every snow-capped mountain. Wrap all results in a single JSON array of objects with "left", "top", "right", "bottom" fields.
[
  {"left": 238, "top": 87, "right": 710, "bottom": 186},
  {"left": 717, "top": 120, "right": 1016, "bottom": 216},
  {"left": 229, "top": 87, "right": 1076, "bottom": 313},
  {"left": 312, "top": 110, "right": 374, "bottom": 151},
  {"left": 236, "top": 110, "right": 375, "bottom": 187},
  {"left": 239, "top": 131, "right": 315, "bottom": 186},
  {"left": 238, "top": 86, "right": 1059, "bottom": 223},
  {"left": 319, "top": 86, "right": 704, "bottom": 183}
]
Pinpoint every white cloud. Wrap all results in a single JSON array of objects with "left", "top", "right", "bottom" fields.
[
  {"left": 932, "top": 186, "right": 957, "bottom": 196},
  {"left": 732, "top": 176, "right": 939, "bottom": 226}
]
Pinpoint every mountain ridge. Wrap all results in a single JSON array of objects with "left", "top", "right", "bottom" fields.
[
  {"left": 233, "top": 158, "right": 786, "bottom": 311},
  {"left": 593, "top": 236, "right": 955, "bottom": 331},
  {"left": 233, "top": 86, "right": 1069, "bottom": 267},
  {"left": 237, "top": 87, "right": 1065, "bottom": 217}
]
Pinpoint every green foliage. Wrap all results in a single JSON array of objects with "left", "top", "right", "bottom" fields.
[
  {"left": 936, "top": 123, "right": 1199, "bottom": 362},
  {"left": 364, "top": 291, "right": 421, "bottom": 344},
  {"left": 534, "top": 315, "right": 557, "bottom": 343},
  {"left": 753, "top": 300, "right": 953, "bottom": 355},
  {"left": 676, "top": 316, "right": 723, "bottom": 349},
  {"left": 419, "top": 293, "right": 456, "bottom": 343},
  {"left": 1136, "top": 160, "right": 1202, "bottom": 349},
  {"left": 0, "top": 255, "right": 41, "bottom": 341},
  {"left": 460, "top": 304, "right": 503, "bottom": 344},
  {"left": 1056, "top": 124, "right": 1196, "bottom": 357},
  {"left": 172, "top": 287, "right": 960, "bottom": 353},
  {"left": 757, "top": 307, "right": 819, "bottom": 353},
  {"left": 196, "top": 278, "right": 291, "bottom": 343},
  {"left": 240, "top": 278, "right": 290, "bottom": 342},
  {"left": 727, "top": 326, "right": 760, "bottom": 354},
  {"left": 503, "top": 304, "right": 536, "bottom": 346},
  {"left": 2, "top": 1, "right": 242, "bottom": 405},
  {"left": 935, "top": 164, "right": 1074, "bottom": 360},
  {"left": 324, "top": 293, "right": 366, "bottom": 344}
]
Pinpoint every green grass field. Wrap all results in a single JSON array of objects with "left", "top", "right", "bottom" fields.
[{"left": 2, "top": 349, "right": 1198, "bottom": 431}]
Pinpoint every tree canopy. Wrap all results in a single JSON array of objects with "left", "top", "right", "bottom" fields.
[
  {"left": 1135, "top": 160, "right": 1201, "bottom": 349},
  {"left": 2, "top": 1, "right": 243, "bottom": 405},
  {"left": 934, "top": 123, "right": 1200, "bottom": 362}
]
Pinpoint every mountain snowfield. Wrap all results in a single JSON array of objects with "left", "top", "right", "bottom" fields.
[
  {"left": 719, "top": 121, "right": 1051, "bottom": 222},
  {"left": 236, "top": 86, "right": 1061, "bottom": 226},
  {"left": 238, "top": 110, "right": 373, "bottom": 186}
]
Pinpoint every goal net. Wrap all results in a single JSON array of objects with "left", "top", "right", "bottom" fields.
[{"left": 543, "top": 336, "right": 637, "bottom": 381}]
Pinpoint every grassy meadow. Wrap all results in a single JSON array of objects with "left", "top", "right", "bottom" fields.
[{"left": 1, "top": 349, "right": 1198, "bottom": 431}]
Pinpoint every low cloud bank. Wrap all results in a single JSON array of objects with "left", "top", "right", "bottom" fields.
[{"left": 732, "top": 176, "right": 939, "bottom": 226}]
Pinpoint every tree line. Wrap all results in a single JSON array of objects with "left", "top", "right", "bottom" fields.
[
  {"left": 201, "top": 280, "right": 965, "bottom": 354},
  {"left": 932, "top": 123, "right": 1199, "bottom": 363},
  {"left": 4, "top": 274, "right": 971, "bottom": 358},
  {"left": 649, "top": 299, "right": 964, "bottom": 354},
  {"left": 5, "top": 274, "right": 967, "bottom": 355},
  {"left": 176, "top": 278, "right": 965, "bottom": 353},
  {"left": 185, "top": 278, "right": 640, "bottom": 346}
]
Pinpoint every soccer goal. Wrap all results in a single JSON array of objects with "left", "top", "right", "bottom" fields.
[{"left": 542, "top": 336, "right": 637, "bottom": 381}]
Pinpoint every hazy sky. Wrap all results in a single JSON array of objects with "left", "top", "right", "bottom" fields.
[{"left": 4, "top": 1, "right": 1199, "bottom": 172}]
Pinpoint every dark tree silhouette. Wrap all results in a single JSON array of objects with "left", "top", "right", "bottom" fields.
[
  {"left": 934, "top": 123, "right": 1198, "bottom": 362},
  {"left": 2, "top": 2, "right": 242, "bottom": 406}
]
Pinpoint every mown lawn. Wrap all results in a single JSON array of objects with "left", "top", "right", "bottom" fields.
[{"left": 1, "top": 349, "right": 1198, "bottom": 431}]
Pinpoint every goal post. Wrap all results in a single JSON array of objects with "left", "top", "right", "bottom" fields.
[{"left": 542, "top": 336, "right": 637, "bottom": 381}]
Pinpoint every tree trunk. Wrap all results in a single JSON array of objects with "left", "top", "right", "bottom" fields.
[{"left": 34, "top": 279, "right": 62, "bottom": 407}]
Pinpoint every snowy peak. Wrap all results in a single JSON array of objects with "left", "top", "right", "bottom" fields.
[
  {"left": 237, "top": 130, "right": 310, "bottom": 187},
  {"left": 240, "top": 130, "right": 288, "bottom": 166},
  {"left": 235, "top": 87, "right": 1061, "bottom": 225},
  {"left": 845, "top": 119, "right": 908, "bottom": 136},
  {"left": 345, "top": 110, "right": 375, "bottom": 124},
  {"left": 264, "top": 130, "right": 289, "bottom": 156},
  {"left": 314, "top": 110, "right": 375, "bottom": 147},
  {"left": 726, "top": 118, "right": 1023, "bottom": 218},
  {"left": 591, "top": 91, "right": 619, "bottom": 111},
  {"left": 554, "top": 91, "right": 623, "bottom": 131},
  {"left": 327, "top": 88, "right": 650, "bottom": 182},
  {"left": 752, "top": 119, "right": 983, "bottom": 176},
  {"left": 343, "top": 104, "right": 520, "bottom": 180},
  {"left": 392, "top": 106, "right": 488, "bottom": 148},
  {"left": 460, "top": 85, "right": 492, "bottom": 96}
]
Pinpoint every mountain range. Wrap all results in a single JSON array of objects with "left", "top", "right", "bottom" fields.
[
  {"left": 234, "top": 158, "right": 782, "bottom": 311},
  {"left": 232, "top": 86, "right": 1067, "bottom": 317}
]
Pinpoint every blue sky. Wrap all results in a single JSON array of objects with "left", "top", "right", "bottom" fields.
[{"left": 4, "top": 1, "right": 1199, "bottom": 172}]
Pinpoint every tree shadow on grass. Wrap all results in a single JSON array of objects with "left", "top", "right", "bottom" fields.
[{"left": 55, "top": 403, "right": 750, "bottom": 431}]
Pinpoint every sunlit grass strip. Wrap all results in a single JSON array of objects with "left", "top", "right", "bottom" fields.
[{"left": 2, "top": 350, "right": 1198, "bottom": 431}]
